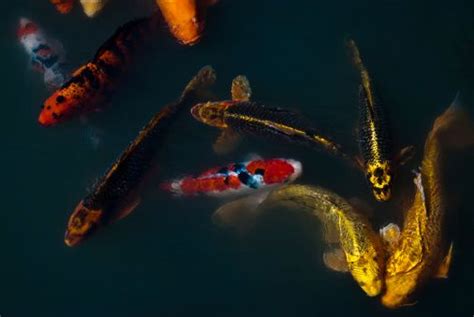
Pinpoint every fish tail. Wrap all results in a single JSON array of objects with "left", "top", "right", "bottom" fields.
[
  {"left": 430, "top": 98, "right": 474, "bottom": 149},
  {"left": 346, "top": 38, "right": 366, "bottom": 74},
  {"left": 347, "top": 39, "right": 374, "bottom": 110},
  {"left": 179, "top": 65, "right": 216, "bottom": 102},
  {"left": 449, "top": 91, "right": 462, "bottom": 110}
]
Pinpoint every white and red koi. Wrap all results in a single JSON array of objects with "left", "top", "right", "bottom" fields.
[
  {"left": 17, "top": 17, "right": 69, "bottom": 89},
  {"left": 161, "top": 158, "right": 302, "bottom": 197}
]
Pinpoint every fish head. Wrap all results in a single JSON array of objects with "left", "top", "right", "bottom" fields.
[
  {"left": 366, "top": 161, "right": 392, "bottom": 201},
  {"left": 17, "top": 17, "right": 38, "bottom": 39},
  {"left": 246, "top": 159, "right": 302, "bottom": 185},
  {"left": 348, "top": 244, "right": 385, "bottom": 297},
  {"left": 158, "top": 0, "right": 203, "bottom": 45},
  {"left": 190, "top": 101, "right": 232, "bottom": 128},
  {"left": 64, "top": 200, "right": 103, "bottom": 247},
  {"left": 382, "top": 272, "right": 418, "bottom": 308},
  {"left": 39, "top": 90, "right": 69, "bottom": 126}
]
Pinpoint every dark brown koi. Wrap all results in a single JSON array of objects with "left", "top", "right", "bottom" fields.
[{"left": 64, "top": 66, "right": 216, "bottom": 246}]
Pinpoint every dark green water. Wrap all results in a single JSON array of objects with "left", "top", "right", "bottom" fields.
[{"left": 1, "top": 0, "right": 473, "bottom": 316}]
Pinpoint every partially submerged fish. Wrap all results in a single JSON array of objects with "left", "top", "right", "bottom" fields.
[
  {"left": 382, "top": 96, "right": 474, "bottom": 308},
  {"left": 17, "top": 17, "right": 69, "bottom": 89},
  {"left": 80, "top": 0, "right": 109, "bottom": 18},
  {"left": 39, "top": 15, "right": 158, "bottom": 126},
  {"left": 156, "top": 0, "right": 217, "bottom": 45},
  {"left": 214, "top": 184, "right": 385, "bottom": 297},
  {"left": 64, "top": 66, "right": 216, "bottom": 247},
  {"left": 347, "top": 39, "right": 413, "bottom": 202},
  {"left": 161, "top": 157, "right": 302, "bottom": 197},
  {"left": 191, "top": 75, "right": 349, "bottom": 160},
  {"left": 50, "top": 0, "right": 74, "bottom": 14}
]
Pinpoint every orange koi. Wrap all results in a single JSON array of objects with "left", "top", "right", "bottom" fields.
[
  {"left": 39, "top": 16, "right": 158, "bottom": 127},
  {"left": 156, "top": 0, "right": 217, "bottom": 45},
  {"left": 50, "top": 0, "right": 74, "bottom": 14}
]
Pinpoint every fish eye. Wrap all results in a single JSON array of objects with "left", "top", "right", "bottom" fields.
[{"left": 254, "top": 168, "right": 265, "bottom": 176}]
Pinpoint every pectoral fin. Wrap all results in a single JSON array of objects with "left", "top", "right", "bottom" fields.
[
  {"left": 323, "top": 248, "right": 349, "bottom": 273},
  {"left": 394, "top": 145, "right": 416, "bottom": 167},
  {"left": 231, "top": 75, "right": 252, "bottom": 101},
  {"left": 212, "top": 191, "right": 270, "bottom": 234},
  {"left": 213, "top": 129, "right": 241, "bottom": 155},
  {"left": 111, "top": 195, "right": 141, "bottom": 222},
  {"left": 353, "top": 156, "right": 365, "bottom": 171},
  {"left": 434, "top": 242, "right": 454, "bottom": 279}
]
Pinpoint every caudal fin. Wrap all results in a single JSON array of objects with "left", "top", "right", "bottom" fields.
[{"left": 430, "top": 93, "right": 474, "bottom": 149}]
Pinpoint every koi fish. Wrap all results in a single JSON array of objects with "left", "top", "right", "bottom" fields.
[
  {"left": 39, "top": 15, "right": 158, "bottom": 127},
  {"left": 161, "top": 158, "right": 302, "bottom": 197},
  {"left": 213, "top": 184, "right": 385, "bottom": 297},
  {"left": 382, "top": 95, "right": 474, "bottom": 308},
  {"left": 18, "top": 18, "right": 69, "bottom": 89},
  {"left": 347, "top": 39, "right": 413, "bottom": 202},
  {"left": 80, "top": 0, "right": 109, "bottom": 18},
  {"left": 64, "top": 66, "right": 216, "bottom": 247},
  {"left": 156, "top": 0, "right": 218, "bottom": 45},
  {"left": 50, "top": 0, "right": 74, "bottom": 14},
  {"left": 190, "top": 75, "right": 349, "bottom": 160}
]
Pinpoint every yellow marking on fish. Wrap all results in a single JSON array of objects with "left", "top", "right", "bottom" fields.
[
  {"left": 226, "top": 113, "right": 339, "bottom": 153},
  {"left": 369, "top": 121, "right": 381, "bottom": 161},
  {"left": 226, "top": 112, "right": 306, "bottom": 135}
]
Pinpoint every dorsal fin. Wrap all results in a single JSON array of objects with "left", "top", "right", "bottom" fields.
[
  {"left": 434, "top": 242, "right": 453, "bottom": 278},
  {"left": 231, "top": 75, "right": 252, "bottom": 101}
]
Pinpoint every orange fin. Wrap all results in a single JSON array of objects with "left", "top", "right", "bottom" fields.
[
  {"left": 231, "top": 75, "right": 252, "bottom": 101},
  {"left": 213, "top": 129, "right": 241, "bottom": 155},
  {"left": 323, "top": 248, "right": 349, "bottom": 273},
  {"left": 434, "top": 242, "right": 454, "bottom": 279}
]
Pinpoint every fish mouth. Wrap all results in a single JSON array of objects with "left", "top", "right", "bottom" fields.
[
  {"left": 38, "top": 110, "right": 54, "bottom": 127},
  {"left": 190, "top": 103, "right": 204, "bottom": 121},
  {"left": 287, "top": 160, "right": 303, "bottom": 182},
  {"left": 64, "top": 231, "right": 83, "bottom": 247}
]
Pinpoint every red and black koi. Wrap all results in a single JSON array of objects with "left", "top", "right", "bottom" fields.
[
  {"left": 39, "top": 15, "right": 158, "bottom": 127},
  {"left": 64, "top": 66, "right": 216, "bottom": 247},
  {"left": 161, "top": 158, "right": 302, "bottom": 197}
]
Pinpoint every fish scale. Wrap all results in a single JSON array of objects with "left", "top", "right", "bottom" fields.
[
  {"left": 224, "top": 102, "right": 348, "bottom": 159},
  {"left": 358, "top": 87, "right": 392, "bottom": 163}
]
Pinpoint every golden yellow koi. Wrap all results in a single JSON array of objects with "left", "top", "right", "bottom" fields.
[
  {"left": 382, "top": 97, "right": 474, "bottom": 308},
  {"left": 213, "top": 184, "right": 385, "bottom": 297}
]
